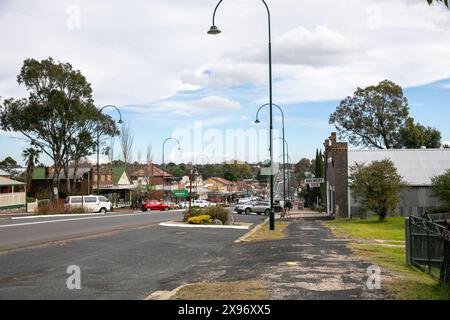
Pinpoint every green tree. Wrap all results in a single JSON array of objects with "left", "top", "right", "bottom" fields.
[
  {"left": 0, "top": 156, "right": 20, "bottom": 178},
  {"left": 431, "top": 170, "right": 450, "bottom": 208},
  {"left": 295, "top": 158, "right": 312, "bottom": 183},
  {"left": 398, "top": 117, "right": 441, "bottom": 149},
  {"left": 349, "top": 159, "right": 404, "bottom": 221},
  {"left": 0, "top": 57, "right": 119, "bottom": 197},
  {"left": 22, "top": 147, "right": 41, "bottom": 195},
  {"left": 427, "top": 0, "right": 449, "bottom": 7},
  {"left": 329, "top": 80, "right": 409, "bottom": 149}
]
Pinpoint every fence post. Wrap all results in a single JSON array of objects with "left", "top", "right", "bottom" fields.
[
  {"left": 441, "top": 238, "right": 450, "bottom": 286},
  {"left": 405, "top": 217, "right": 411, "bottom": 265},
  {"left": 426, "top": 229, "right": 432, "bottom": 274}
]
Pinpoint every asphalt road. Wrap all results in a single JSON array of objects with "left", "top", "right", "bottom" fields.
[{"left": 0, "top": 209, "right": 266, "bottom": 299}]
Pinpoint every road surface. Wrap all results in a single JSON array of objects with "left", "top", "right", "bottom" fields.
[{"left": 0, "top": 209, "right": 266, "bottom": 299}]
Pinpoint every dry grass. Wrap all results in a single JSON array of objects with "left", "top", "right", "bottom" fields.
[
  {"left": 171, "top": 280, "right": 268, "bottom": 300},
  {"left": 244, "top": 221, "right": 291, "bottom": 242}
]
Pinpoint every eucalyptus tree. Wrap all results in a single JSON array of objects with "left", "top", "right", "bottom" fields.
[{"left": 0, "top": 57, "right": 118, "bottom": 198}]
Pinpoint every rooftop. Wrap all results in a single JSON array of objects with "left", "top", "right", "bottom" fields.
[{"left": 0, "top": 176, "right": 26, "bottom": 186}]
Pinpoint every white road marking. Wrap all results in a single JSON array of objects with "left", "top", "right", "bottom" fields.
[{"left": 0, "top": 211, "right": 183, "bottom": 228}]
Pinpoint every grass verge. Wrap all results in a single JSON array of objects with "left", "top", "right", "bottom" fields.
[
  {"left": 171, "top": 280, "right": 268, "bottom": 300},
  {"left": 324, "top": 217, "right": 450, "bottom": 300},
  {"left": 245, "top": 221, "right": 291, "bottom": 242}
]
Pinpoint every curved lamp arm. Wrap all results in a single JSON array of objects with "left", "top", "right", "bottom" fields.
[
  {"left": 255, "top": 103, "right": 284, "bottom": 124},
  {"left": 99, "top": 105, "right": 123, "bottom": 124},
  {"left": 208, "top": 0, "right": 271, "bottom": 40},
  {"left": 275, "top": 137, "right": 289, "bottom": 156}
]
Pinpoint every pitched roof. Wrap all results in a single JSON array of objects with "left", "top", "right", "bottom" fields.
[
  {"left": 32, "top": 167, "right": 91, "bottom": 180},
  {"left": 131, "top": 164, "right": 172, "bottom": 178},
  {"left": 112, "top": 167, "right": 132, "bottom": 185},
  {"left": 348, "top": 149, "right": 450, "bottom": 186},
  {"left": 210, "top": 177, "right": 233, "bottom": 185},
  {"left": 0, "top": 176, "right": 26, "bottom": 186}
]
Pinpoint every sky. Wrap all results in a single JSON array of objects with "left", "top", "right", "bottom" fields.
[{"left": 0, "top": 0, "right": 450, "bottom": 166}]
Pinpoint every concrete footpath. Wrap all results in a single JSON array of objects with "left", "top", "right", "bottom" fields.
[{"left": 172, "top": 210, "right": 390, "bottom": 300}]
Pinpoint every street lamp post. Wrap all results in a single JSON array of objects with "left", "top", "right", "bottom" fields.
[
  {"left": 208, "top": 0, "right": 275, "bottom": 230},
  {"left": 96, "top": 105, "right": 123, "bottom": 195},
  {"left": 162, "top": 138, "right": 181, "bottom": 202},
  {"left": 255, "top": 103, "right": 285, "bottom": 214},
  {"left": 275, "top": 136, "right": 288, "bottom": 205}
]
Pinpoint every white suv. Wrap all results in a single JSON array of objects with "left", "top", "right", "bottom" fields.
[{"left": 65, "top": 195, "right": 113, "bottom": 213}]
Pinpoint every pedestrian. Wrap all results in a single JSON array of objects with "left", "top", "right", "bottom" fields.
[{"left": 286, "top": 199, "right": 292, "bottom": 216}]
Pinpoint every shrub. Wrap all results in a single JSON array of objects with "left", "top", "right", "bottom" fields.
[
  {"left": 187, "top": 215, "right": 212, "bottom": 225},
  {"left": 183, "top": 207, "right": 207, "bottom": 222},
  {"left": 36, "top": 202, "right": 87, "bottom": 215},
  {"left": 205, "top": 206, "right": 230, "bottom": 225}
]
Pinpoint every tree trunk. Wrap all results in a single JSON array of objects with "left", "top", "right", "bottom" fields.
[{"left": 64, "top": 164, "right": 71, "bottom": 196}]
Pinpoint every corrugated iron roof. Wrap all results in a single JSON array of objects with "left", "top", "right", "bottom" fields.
[
  {"left": 348, "top": 149, "right": 450, "bottom": 186},
  {"left": 0, "top": 176, "right": 26, "bottom": 186}
]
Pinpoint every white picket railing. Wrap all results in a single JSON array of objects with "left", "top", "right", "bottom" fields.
[{"left": 0, "top": 192, "right": 26, "bottom": 208}]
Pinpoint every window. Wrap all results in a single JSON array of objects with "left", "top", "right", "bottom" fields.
[
  {"left": 85, "top": 197, "right": 97, "bottom": 203},
  {"left": 71, "top": 197, "right": 82, "bottom": 203},
  {"left": 99, "top": 196, "right": 109, "bottom": 202}
]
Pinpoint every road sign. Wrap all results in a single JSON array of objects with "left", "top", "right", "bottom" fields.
[
  {"left": 304, "top": 178, "right": 324, "bottom": 184},
  {"left": 172, "top": 189, "right": 189, "bottom": 198}
]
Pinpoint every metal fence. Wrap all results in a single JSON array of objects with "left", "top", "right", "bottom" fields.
[{"left": 406, "top": 215, "right": 450, "bottom": 286}]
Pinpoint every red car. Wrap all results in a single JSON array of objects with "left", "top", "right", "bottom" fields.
[{"left": 141, "top": 201, "right": 170, "bottom": 212}]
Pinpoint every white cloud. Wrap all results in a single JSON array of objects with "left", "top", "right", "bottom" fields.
[
  {"left": 1, "top": 0, "right": 450, "bottom": 110},
  {"left": 235, "top": 25, "right": 360, "bottom": 67}
]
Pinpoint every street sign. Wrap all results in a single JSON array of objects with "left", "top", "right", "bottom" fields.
[
  {"left": 304, "top": 178, "right": 324, "bottom": 184},
  {"left": 172, "top": 189, "right": 189, "bottom": 198}
]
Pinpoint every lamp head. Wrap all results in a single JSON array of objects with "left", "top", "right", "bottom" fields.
[
  {"left": 254, "top": 119, "right": 261, "bottom": 124},
  {"left": 207, "top": 25, "right": 221, "bottom": 35},
  {"left": 118, "top": 119, "right": 124, "bottom": 124}
]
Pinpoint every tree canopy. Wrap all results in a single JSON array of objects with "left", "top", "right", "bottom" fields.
[
  {"left": 0, "top": 57, "right": 119, "bottom": 194},
  {"left": 330, "top": 80, "right": 442, "bottom": 150},
  {"left": 431, "top": 170, "right": 450, "bottom": 208},
  {"left": 398, "top": 117, "right": 441, "bottom": 149},
  {"left": 427, "top": 0, "right": 449, "bottom": 7},
  {"left": 330, "top": 80, "right": 409, "bottom": 149}
]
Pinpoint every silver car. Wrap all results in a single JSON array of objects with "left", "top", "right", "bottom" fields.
[{"left": 235, "top": 201, "right": 270, "bottom": 215}]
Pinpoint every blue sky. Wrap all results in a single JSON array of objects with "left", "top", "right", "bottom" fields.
[{"left": 1, "top": 0, "right": 450, "bottom": 166}]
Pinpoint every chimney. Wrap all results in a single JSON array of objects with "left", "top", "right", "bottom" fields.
[{"left": 330, "top": 132, "right": 337, "bottom": 143}]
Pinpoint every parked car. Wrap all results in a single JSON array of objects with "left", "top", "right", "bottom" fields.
[
  {"left": 179, "top": 201, "right": 189, "bottom": 209},
  {"left": 141, "top": 201, "right": 170, "bottom": 212},
  {"left": 65, "top": 195, "right": 112, "bottom": 213},
  {"left": 234, "top": 201, "right": 270, "bottom": 215},
  {"left": 238, "top": 197, "right": 251, "bottom": 204},
  {"left": 193, "top": 199, "right": 214, "bottom": 208}
]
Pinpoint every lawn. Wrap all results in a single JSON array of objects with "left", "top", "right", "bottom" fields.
[
  {"left": 171, "top": 280, "right": 268, "bottom": 300},
  {"left": 324, "top": 217, "right": 450, "bottom": 300},
  {"left": 325, "top": 216, "right": 405, "bottom": 241}
]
